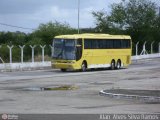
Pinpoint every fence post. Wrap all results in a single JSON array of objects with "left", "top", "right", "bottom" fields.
[
  {"left": 136, "top": 41, "right": 139, "bottom": 56},
  {"left": 0, "top": 45, "right": 4, "bottom": 63},
  {"left": 7, "top": 45, "right": 14, "bottom": 63},
  {"left": 40, "top": 45, "right": 46, "bottom": 63},
  {"left": 140, "top": 41, "right": 148, "bottom": 55},
  {"left": 49, "top": 45, "right": 54, "bottom": 57},
  {"left": 19, "top": 45, "right": 25, "bottom": 63},
  {"left": 30, "top": 45, "right": 36, "bottom": 63},
  {"left": 151, "top": 41, "right": 154, "bottom": 54},
  {"left": 159, "top": 42, "right": 160, "bottom": 54}
]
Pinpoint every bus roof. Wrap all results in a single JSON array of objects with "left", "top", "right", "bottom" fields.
[{"left": 54, "top": 33, "right": 131, "bottom": 39}]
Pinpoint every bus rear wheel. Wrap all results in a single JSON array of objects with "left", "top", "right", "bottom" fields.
[
  {"left": 116, "top": 60, "right": 121, "bottom": 69},
  {"left": 81, "top": 62, "right": 87, "bottom": 72},
  {"left": 61, "top": 69, "right": 66, "bottom": 72},
  {"left": 110, "top": 60, "right": 115, "bottom": 70}
]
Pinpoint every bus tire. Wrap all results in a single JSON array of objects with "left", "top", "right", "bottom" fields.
[
  {"left": 81, "top": 62, "right": 87, "bottom": 72},
  {"left": 116, "top": 60, "right": 121, "bottom": 69},
  {"left": 61, "top": 69, "right": 66, "bottom": 72},
  {"left": 110, "top": 60, "right": 115, "bottom": 70}
]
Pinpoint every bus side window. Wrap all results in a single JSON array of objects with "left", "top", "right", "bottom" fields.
[
  {"left": 92, "top": 39, "right": 99, "bottom": 49},
  {"left": 98, "top": 39, "right": 106, "bottom": 49},
  {"left": 121, "top": 39, "right": 131, "bottom": 48},
  {"left": 127, "top": 39, "right": 131, "bottom": 48},
  {"left": 106, "top": 40, "right": 113, "bottom": 49},
  {"left": 113, "top": 40, "right": 121, "bottom": 48},
  {"left": 84, "top": 39, "right": 92, "bottom": 49}
]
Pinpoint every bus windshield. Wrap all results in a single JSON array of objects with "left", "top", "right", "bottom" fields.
[{"left": 52, "top": 39, "right": 76, "bottom": 60}]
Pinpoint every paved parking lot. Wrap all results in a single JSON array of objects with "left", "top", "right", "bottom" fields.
[{"left": 0, "top": 58, "right": 160, "bottom": 114}]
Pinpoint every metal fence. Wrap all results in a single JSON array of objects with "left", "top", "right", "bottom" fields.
[
  {"left": 0, "top": 41, "right": 160, "bottom": 64},
  {"left": 0, "top": 45, "right": 53, "bottom": 63}
]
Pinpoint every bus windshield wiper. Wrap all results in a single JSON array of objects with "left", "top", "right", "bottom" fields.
[
  {"left": 57, "top": 50, "right": 63, "bottom": 58},
  {"left": 56, "top": 40, "right": 65, "bottom": 59}
]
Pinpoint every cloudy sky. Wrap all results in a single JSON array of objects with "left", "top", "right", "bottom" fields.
[
  {"left": 0, "top": 0, "right": 124, "bottom": 33},
  {"left": 0, "top": 0, "right": 159, "bottom": 33}
]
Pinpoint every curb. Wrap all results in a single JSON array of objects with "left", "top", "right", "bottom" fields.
[{"left": 99, "top": 90, "right": 160, "bottom": 102}]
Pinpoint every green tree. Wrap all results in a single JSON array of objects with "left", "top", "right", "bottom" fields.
[
  {"left": 92, "top": 10, "right": 125, "bottom": 34},
  {"left": 32, "top": 21, "right": 77, "bottom": 45},
  {"left": 92, "top": 11, "right": 110, "bottom": 33},
  {"left": 92, "top": 0, "right": 159, "bottom": 44},
  {"left": 0, "top": 31, "right": 27, "bottom": 45}
]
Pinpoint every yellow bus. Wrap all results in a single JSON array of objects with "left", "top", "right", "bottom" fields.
[{"left": 52, "top": 33, "right": 132, "bottom": 72}]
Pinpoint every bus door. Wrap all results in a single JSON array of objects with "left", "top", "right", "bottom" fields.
[{"left": 76, "top": 39, "right": 82, "bottom": 61}]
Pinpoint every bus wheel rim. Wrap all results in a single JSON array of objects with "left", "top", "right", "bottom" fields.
[{"left": 111, "top": 61, "right": 115, "bottom": 70}]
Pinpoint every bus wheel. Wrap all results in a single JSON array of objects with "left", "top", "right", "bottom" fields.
[
  {"left": 110, "top": 60, "right": 115, "bottom": 70},
  {"left": 61, "top": 69, "right": 66, "bottom": 72},
  {"left": 116, "top": 60, "right": 121, "bottom": 69},
  {"left": 81, "top": 62, "right": 87, "bottom": 72}
]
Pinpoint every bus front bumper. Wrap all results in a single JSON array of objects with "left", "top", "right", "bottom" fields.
[{"left": 52, "top": 62, "right": 80, "bottom": 70}]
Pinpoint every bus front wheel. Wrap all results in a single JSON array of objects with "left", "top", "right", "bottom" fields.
[{"left": 81, "top": 62, "right": 87, "bottom": 72}]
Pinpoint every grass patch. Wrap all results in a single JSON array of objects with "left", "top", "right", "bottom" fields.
[{"left": 43, "top": 85, "right": 79, "bottom": 91}]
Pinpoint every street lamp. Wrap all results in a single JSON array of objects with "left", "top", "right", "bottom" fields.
[{"left": 78, "top": 0, "right": 80, "bottom": 34}]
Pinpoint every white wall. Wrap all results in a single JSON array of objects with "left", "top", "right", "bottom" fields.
[{"left": 0, "top": 61, "right": 51, "bottom": 71}]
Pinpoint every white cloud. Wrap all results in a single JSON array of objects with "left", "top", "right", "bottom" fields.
[
  {"left": 0, "top": 0, "right": 121, "bottom": 32},
  {"left": 1, "top": 0, "right": 158, "bottom": 33}
]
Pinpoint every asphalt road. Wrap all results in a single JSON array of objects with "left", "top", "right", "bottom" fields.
[
  {"left": 0, "top": 58, "right": 160, "bottom": 114},
  {"left": 0, "top": 58, "right": 159, "bottom": 81}
]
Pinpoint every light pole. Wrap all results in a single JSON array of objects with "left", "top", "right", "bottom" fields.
[{"left": 78, "top": 0, "right": 80, "bottom": 34}]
